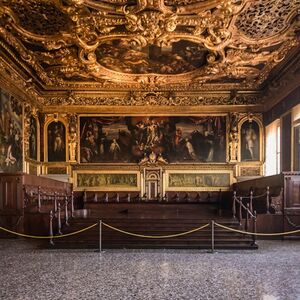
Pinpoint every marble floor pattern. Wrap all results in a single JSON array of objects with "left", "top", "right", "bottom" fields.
[{"left": 0, "top": 240, "right": 299, "bottom": 300}]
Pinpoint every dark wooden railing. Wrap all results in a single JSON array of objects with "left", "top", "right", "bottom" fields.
[
  {"left": 23, "top": 185, "right": 74, "bottom": 241},
  {"left": 232, "top": 190, "right": 257, "bottom": 245}
]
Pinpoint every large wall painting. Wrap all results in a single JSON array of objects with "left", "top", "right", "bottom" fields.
[
  {"left": 75, "top": 172, "right": 139, "bottom": 191},
  {"left": 0, "top": 90, "right": 23, "bottom": 172},
  {"left": 29, "top": 116, "right": 38, "bottom": 160},
  {"left": 168, "top": 173, "right": 230, "bottom": 189},
  {"left": 80, "top": 116, "right": 226, "bottom": 164},
  {"left": 240, "top": 120, "right": 260, "bottom": 161},
  {"left": 47, "top": 121, "right": 66, "bottom": 162}
]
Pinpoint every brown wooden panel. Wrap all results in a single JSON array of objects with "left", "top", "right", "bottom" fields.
[
  {"left": 0, "top": 173, "right": 72, "bottom": 235},
  {"left": 256, "top": 214, "right": 284, "bottom": 240},
  {"left": 233, "top": 174, "right": 283, "bottom": 193},
  {"left": 284, "top": 174, "right": 300, "bottom": 208},
  {"left": 0, "top": 174, "right": 23, "bottom": 214}
]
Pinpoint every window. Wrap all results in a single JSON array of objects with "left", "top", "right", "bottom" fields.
[
  {"left": 294, "top": 123, "right": 300, "bottom": 171},
  {"left": 276, "top": 124, "right": 281, "bottom": 173},
  {"left": 265, "top": 119, "right": 281, "bottom": 176},
  {"left": 292, "top": 104, "right": 300, "bottom": 171}
]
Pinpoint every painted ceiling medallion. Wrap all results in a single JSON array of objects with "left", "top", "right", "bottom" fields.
[{"left": 0, "top": 0, "right": 299, "bottom": 91}]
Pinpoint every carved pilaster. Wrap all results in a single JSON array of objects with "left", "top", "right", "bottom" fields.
[
  {"left": 228, "top": 112, "right": 239, "bottom": 162},
  {"left": 67, "top": 113, "right": 78, "bottom": 163}
]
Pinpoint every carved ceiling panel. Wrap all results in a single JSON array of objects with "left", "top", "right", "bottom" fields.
[
  {"left": 0, "top": 0, "right": 299, "bottom": 95},
  {"left": 236, "top": 0, "right": 300, "bottom": 40}
]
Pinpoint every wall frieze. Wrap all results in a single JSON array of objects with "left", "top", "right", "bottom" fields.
[{"left": 46, "top": 91, "right": 260, "bottom": 107}]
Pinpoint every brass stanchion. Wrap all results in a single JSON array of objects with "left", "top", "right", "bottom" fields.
[
  {"left": 211, "top": 220, "right": 215, "bottom": 253},
  {"left": 99, "top": 219, "right": 102, "bottom": 252},
  {"left": 49, "top": 210, "right": 54, "bottom": 246}
]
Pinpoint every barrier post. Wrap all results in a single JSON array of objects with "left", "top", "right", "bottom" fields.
[
  {"left": 252, "top": 211, "right": 257, "bottom": 246},
  {"left": 49, "top": 210, "right": 54, "bottom": 246},
  {"left": 232, "top": 191, "right": 236, "bottom": 218},
  {"left": 99, "top": 219, "right": 102, "bottom": 252},
  {"left": 266, "top": 186, "right": 270, "bottom": 213},
  {"left": 65, "top": 197, "right": 69, "bottom": 226},
  {"left": 71, "top": 191, "right": 74, "bottom": 218},
  {"left": 54, "top": 192, "right": 58, "bottom": 212},
  {"left": 58, "top": 203, "right": 62, "bottom": 235},
  {"left": 37, "top": 186, "right": 41, "bottom": 213},
  {"left": 246, "top": 203, "right": 249, "bottom": 231},
  {"left": 211, "top": 220, "right": 215, "bottom": 253},
  {"left": 218, "top": 189, "right": 222, "bottom": 217},
  {"left": 250, "top": 190, "right": 253, "bottom": 213},
  {"left": 239, "top": 197, "right": 242, "bottom": 225}
]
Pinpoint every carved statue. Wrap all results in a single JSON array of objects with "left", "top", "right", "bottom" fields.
[
  {"left": 68, "top": 115, "right": 78, "bottom": 162},
  {"left": 229, "top": 113, "right": 239, "bottom": 162}
]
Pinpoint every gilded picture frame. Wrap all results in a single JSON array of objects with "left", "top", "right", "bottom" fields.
[
  {"left": 44, "top": 117, "right": 68, "bottom": 163},
  {"left": 238, "top": 116, "right": 264, "bottom": 163},
  {"left": 77, "top": 114, "right": 228, "bottom": 165}
]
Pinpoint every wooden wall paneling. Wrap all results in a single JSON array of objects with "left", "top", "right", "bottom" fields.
[{"left": 282, "top": 113, "right": 292, "bottom": 172}]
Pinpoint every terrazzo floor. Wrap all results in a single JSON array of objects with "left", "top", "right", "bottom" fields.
[{"left": 0, "top": 240, "right": 299, "bottom": 300}]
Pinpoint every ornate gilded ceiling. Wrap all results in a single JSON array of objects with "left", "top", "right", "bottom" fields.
[{"left": 0, "top": 0, "right": 299, "bottom": 107}]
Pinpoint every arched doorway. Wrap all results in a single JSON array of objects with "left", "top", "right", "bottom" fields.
[{"left": 144, "top": 168, "right": 162, "bottom": 200}]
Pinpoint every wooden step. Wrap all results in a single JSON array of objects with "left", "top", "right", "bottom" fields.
[{"left": 47, "top": 204, "right": 257, "bottom": 250}]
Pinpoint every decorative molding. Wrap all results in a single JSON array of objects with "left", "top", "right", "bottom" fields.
[{"left": 46, "top": 91, "right": 260, "bottom": 106}]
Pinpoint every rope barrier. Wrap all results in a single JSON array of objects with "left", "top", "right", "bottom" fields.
[
  {"left": 0, "top": 223, "right": 98, "bottom": 239},
  {"left": 215, "top": 222, "right": 300, "bottom": 236},
  {"left": 1, "top": 221, "right": 299, "bottom": 240},
  {"left": 102, "top": 222, "right": 210, "bottom": 239},
  {"left": 284, "top": 215, "right": 300, "bottom": 229},
  {"left": 234, "top": 192, "right": 267, "bottom": 200}
]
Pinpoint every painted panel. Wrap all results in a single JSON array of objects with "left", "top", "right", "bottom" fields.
[
  {"left": 168, "top": 173, "right": 230, "bottom": 188},
  {"left": 0, "top": 90, "right": 22, "bottom": 172},
  {"left": 79, "top": 116, "right": 226, "bottom": 163},
  {"left": 75, "top": 172, "right": 139, "bottom": 191}
]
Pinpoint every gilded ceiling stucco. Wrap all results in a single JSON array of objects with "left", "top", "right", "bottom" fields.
[{"left": 0, "top": 0, "right": 299, "bottom": 107}]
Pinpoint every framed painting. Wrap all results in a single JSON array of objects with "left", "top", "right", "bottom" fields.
[
  {"left": 79, "top": 115, "right": 226, "bottom": 164},
  {"left": 240, "top": 120, "right": 260, "bottom": 161},
  {"left": 29, "top": 116, "right": 38, "bottom": 160},
  {"left": 47, "top": 121, "right": 66, "bottom": 162}
]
